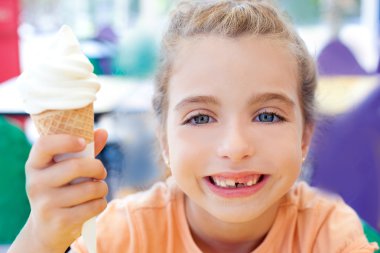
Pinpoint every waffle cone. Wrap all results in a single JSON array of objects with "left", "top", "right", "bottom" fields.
[{"left": 31, "top": 103, "right": 94, "bottom": 143}]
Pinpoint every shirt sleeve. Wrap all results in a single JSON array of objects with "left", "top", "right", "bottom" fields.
[
  {"left": 312, "top": 198, "right": 379, "bottom": 253},
  {"left": 70, "top": 198, "right": 136, "bottom": 253},
  {"left": 70, "top": 237, "right": 87, "bottom": 253}
]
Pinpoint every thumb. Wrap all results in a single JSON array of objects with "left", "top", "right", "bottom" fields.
[{"left": 94, "top": 128, "right": 108, "bottom": 156}]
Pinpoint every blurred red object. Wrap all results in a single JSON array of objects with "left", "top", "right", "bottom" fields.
[
  {"left": 0, "top": 1, "right": 25, "bottom": 129},
  {"left": 0, "top": 0, "right": 20, "bottom": 83}
]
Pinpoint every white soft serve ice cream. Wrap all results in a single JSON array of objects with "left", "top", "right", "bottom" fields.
[{"left": 18, "top": 25, "right": 100, "bottom": 114}]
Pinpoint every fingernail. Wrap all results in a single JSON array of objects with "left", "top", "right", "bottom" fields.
[{"left": 78, "top": 138, "right": 86, "bottom": 146}]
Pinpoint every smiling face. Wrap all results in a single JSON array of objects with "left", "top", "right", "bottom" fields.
[{"left": 163, "top": 35, "right": 312, "bottom": 223}]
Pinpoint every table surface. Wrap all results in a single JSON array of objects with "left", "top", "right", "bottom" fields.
[
  {"left": 315, "top": 75, "right": 379, "bottom": 115},
  {"left": 0, "top": 76, "right": 154, "bottom": 115},
  {"left": 0, "top": 245, "right": 9, "bottom": 253},
  {"left": 0, "top": 75, "right": 379, "bottom": 115}
]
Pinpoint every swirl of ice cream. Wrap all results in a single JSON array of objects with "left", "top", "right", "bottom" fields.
[{"left": 18, "top": 25, "right": 101, "bottom": 114}]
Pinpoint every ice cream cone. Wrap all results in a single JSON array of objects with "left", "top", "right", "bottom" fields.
[{"left": 30, "top": 103, "right": 94, "bottom": 143}]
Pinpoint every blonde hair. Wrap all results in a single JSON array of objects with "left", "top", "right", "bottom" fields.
[{"left": 153, "top": 0, "right": 317, "bottom": 130}]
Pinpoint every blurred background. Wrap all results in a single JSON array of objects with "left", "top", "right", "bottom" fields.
[{"left": 0, "top": 0, "right": 379, "bottom": 249}]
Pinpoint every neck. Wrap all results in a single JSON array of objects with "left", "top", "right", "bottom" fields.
[{"left": 185, "top": 197, "right": 280, "bottom": 253}]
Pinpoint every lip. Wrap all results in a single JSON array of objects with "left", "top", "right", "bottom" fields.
[
  {"left": 208, "top": 171, "right": 262, "bottom": 178},
  {"left": 204, "top": 174, "right": 269, "bottom": 198}
]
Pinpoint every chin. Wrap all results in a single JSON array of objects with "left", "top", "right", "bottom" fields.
[{"left": 207, "top": 203, "right": 268, "bottom": 223}]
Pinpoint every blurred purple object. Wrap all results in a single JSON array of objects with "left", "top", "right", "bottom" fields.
[
  {"left": 317, "top": 39, "right": 368, "bottom": 76},
  {"left": 376, "top": 59, "right": 380, "bottom": 74},
  {"left": 95, "top": 26, "right": 118, "bottom": 75},
  {"left": 96, "top": 26, "right": 118, "bottom": 44},
  {"left": 81, "top": 26, "right": 118, "bottom": 75},
  {"left": 310, "top": 85, "right": 380, "bottom": 231}
]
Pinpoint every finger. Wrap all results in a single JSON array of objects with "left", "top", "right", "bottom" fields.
[
  {"left": 27, "top": 135, "right": 86, "bottom": 170},
  {"left": 39, "top": 157, "right": 107, "bottom": 187},
  {"left": 94, "top": 128, "right": 108, "bottom": 156},
  {"left": 50, "top": 180, "right": 108, "bottom": 208},
  {"left": 64, "top": 197, "right": 108, "bottom": 224}
]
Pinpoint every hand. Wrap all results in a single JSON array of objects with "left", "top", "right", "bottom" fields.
[{"left": 10, "top": 129, "right": 109, "bottom": 253}]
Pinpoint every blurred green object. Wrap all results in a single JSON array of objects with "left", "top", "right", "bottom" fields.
[
  {"left": 112, "top": 29, "right": 158, "bottom": 78},
  {"left": 277, "top": 0, "right": 361, "bottom": 26},
  {"left": 89, "top": 58, "right": 103, "bottom": 75},
  {"left": 0, "top": 116, "right": 31, "bottom": 243},
  {"left": 362, "top": 219, "right": 380, "bottom": 252},
  {"left": 277, "top": 0, "right": 321, "bottom": 25},
  {"left": 82, "top": 40, "right": 115, "bottom": 76}
]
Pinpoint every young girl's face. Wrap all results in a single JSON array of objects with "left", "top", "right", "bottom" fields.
[{"left": 163, "top": 35, "right": 311, "bottom": 223}]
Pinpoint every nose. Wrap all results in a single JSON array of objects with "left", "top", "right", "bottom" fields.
[{"left": 217, "top": 122, "right": 255, "bottom": 162}]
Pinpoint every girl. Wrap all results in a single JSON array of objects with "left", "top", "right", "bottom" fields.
[{"left": 10, "top": 0, "right": 378, "bottom": 252}]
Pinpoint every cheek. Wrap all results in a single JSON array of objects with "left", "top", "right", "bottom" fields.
[
  {"left": 165, "top": 127, "right": 213, "bottom": 198},
  {"left": 166, "top": 126, "right": 214, "bottom": 174},
  {"left": 259, "top": 125, "right": 303, "bottom": 172},
  {"left": 275, "top": 131, "right": 303, "bottom": 179}
]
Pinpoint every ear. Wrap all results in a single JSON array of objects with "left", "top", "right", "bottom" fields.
[
  {"left": 156, "top": 128, "right": 169, "bottom": 165},
  {"left": 301, "top": 123, "right": 314, "bottom": 159}
]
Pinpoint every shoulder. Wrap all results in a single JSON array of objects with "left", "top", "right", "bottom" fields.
[
  {"left": 72, "top": 177, "right": 184, "bottom": 253},
  {"left": 121, "top": 177, "right": 179, "bottom": 211},
  {"left": 280, "top": 182, "right": 378, "bottom": 252},
  {"left": 282, "top": 181, "right": 344, "bottom": 210},
  {"left": 100, "top": 176, "right": 181, "bottom": 232}
]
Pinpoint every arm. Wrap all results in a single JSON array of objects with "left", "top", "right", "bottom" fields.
[{"left": 8, "top": 129, "right": 109, "bottom": 253}]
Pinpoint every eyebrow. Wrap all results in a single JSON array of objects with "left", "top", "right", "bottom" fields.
[
  {"left": 174, "top": 92, "right": 295, "bottom": 111},
  {"left": 174, "top": 95, "right": 219, "bottom": 111},
  {"left": 248, "top": 92, "right": 295, "bottom": 108}
]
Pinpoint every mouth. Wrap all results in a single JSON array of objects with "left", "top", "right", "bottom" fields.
[
  {"left": 208, "top": 174, "right": 265, "bottom": 188},
  {"left": 204, "top": 173, "right": 269, "bottom": 198}
]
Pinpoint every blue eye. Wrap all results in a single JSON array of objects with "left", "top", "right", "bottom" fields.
[
  {"left": 256, "top": 112, "right": 282, "bottom": 123},
  {"left": 186, "top": 114, "right": 214, "bottom": 125}
]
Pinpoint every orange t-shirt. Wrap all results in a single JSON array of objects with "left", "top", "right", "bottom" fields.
[{"left": 71, "top": 177, "right": 378, "bottom": 253}]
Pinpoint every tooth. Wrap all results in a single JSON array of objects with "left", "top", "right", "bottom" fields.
[
  {"left": 212, "top": 176, "right": 262, "bottom": 188},
  {"left": 252, "top": 175, "right": 260, "bottom": 184},
  {"left": 226, "top": 179, "right": 235, "bottom": 187}
]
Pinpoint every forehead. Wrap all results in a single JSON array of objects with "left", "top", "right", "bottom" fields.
[{"left": 168, "top": 35, "right": 300, "bottom": 107}]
